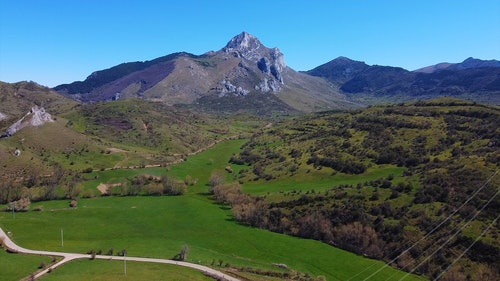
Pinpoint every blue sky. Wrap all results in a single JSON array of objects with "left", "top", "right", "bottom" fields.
[{"left": 1, "top": 0, "right": 499, "bottom": 87}]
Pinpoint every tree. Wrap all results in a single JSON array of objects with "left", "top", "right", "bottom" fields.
[
  {"left": 161, "top": 175, "right": 186, "bottom": 195},
  {"left": 7, "top": 197, "right": 31, "bottom": 212},
  {"left": 180, "top": 245, "right": 189, "bottom": 261},
  {"left": 209, "top": 171, "right": 224, "bottom": 189}
]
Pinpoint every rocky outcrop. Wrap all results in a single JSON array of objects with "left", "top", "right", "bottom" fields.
[
  {"left": 0, "top": 112, "right": 7, "bottom": 121},
  {"left": 217, "top": 80, "right": 249, "bottom": 97},
  {"left": 222, "top": 32, "right": 286, "bottom": 89},
  {"left": 255, "top": 77, "right": 281, "bottom": 93},
  {"left": 1, "top": 106, "right": 54, "bottom": 138}
]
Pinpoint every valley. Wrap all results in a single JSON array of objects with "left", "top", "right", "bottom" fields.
[
  {"left": 0, "top": 32, "right": 499, "bottom": 281},
  {"left": 1, "top": 139, "right": 423, "bottom": 281}
]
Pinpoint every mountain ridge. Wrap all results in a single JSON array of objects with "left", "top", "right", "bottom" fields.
[
  {"left": 54, "top": 32, "right": 353, "bottom": 113},
  {"left": 414, "top": 57, "right": 500, "bottom": 73},
  {"left": 307, "top": 56, "right": 500, "bottom": 105},
  {"left": 51, "top": 32, "right": 500, "bottom": 110}
]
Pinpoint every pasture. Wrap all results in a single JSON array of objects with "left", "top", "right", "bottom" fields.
[{"left": 0, "top": 140, "right": 423, "bottom": 280}]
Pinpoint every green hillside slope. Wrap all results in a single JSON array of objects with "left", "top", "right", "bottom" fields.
[{"left": 227, "top": 98, "right": 500, "bottom": 280}]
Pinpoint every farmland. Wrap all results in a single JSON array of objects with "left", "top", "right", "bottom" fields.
[{"left": 0, "top": 139, "right": 422, "bottom": 281}]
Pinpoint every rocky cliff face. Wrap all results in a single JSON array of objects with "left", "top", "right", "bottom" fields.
[
  {"left": 1, "top": 106, "right": 54, "bottom": 138},
  {"left": 222, "top": 32, "right": 286, "bottom": 87}
]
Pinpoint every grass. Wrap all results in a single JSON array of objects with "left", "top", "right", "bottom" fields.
[
  {"left": 242, "top": 165, "right": 405, "bottom": 196},
  {"left": 39, "top": 259, "right": 214, "bottom": 281},
  {"left": 0, "top": 249, "right": 54, "bottom": 280},
  {"left": 0, "top": 197, "right": 423, "bottom": 281},
  {"left": 81, "top": 138, "right": 248, "bottom": 192},
  {"left": 0, "top": 140, "right": 423, "bottom": 281}
]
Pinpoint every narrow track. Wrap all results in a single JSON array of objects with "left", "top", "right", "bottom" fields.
[{"left": 0, "top": 226, "right": 239, "bottom": 281}]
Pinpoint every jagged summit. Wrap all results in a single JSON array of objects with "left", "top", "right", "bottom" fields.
[
  {"left": 223, "top": 32, "right": 263, "bottom": 52},
  {"left": 219, "top": 32, "right": 287, "bottom": 86},
  {"left": 222, "top": 32, "right": 286, "bottom": 73}
]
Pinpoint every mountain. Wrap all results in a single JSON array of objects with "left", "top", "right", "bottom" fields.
[
  {"left": 415, "top": 57, "right": 500, "bottom": 73},
  {"left": 53, "top": 33, "right": 499, "bottom": 110},
  {"left": 412, "top": 62, "right": 454, "bottom": 74},
  {"left": 304, "top": 56, "right": 369, "bottom": 83},
  {"left": 307, "top": 57, "right": 500, "bottom": 104},
  {"left": 55, "top": 32, "right": 355, "bottom": 114}
]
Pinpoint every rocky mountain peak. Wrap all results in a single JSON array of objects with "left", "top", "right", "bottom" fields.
[
  {"left": 221, "top": 32, "right": 286, "bottom": 87},
  {"left": 223, "top": 32, "right": 263, "bottom": 55}
]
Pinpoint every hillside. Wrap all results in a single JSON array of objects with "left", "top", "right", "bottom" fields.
[
  {"left": 0, "top": 82, "right": 262, "bottom": 198},
  {"left": 0, "top": 81, "right": 77, "bottom": 124},
  {"left": 224, "top": 98, "right": 500, "bottom": 280}
]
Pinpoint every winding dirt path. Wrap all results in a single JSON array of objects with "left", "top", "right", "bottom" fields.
[{"left": 0, "top": 226, "right": 239, "bottom": 281}]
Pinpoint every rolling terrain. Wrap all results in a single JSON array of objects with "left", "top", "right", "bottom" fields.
[
  {"left": 0, "top": 31, "right": 499, "bottom": 281},
  {"left": 0, "top": 140, "right": 423, "bottom": 281},
  {"left": 0, "top": 81, "right": 261, "bottom": 202},
  {"left": 226, "top": 98, "right": 500, "bottom": 280}
]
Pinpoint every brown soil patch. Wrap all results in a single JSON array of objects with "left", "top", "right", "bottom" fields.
[
  {"left": 96, "top": 183, "right": 122, "bottom": 194},
  {"left": 107, "top": 147, "right": 128, "bottom": 153}
]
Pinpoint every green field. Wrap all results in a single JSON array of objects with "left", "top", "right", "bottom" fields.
[
  {"left": 0, "top": 249, "right": 53, "bottom": 281},
  {"left": 0, "top": 140, "right": 424, "bottom": 281},
  {"left": 39, "top": 259, "right": 214, "bottom": 281}
]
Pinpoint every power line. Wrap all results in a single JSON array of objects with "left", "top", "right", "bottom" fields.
[
  {"left": 433, "top": 213, "right": 500, "bottom": 281},
  {"left": 400, "top": 187, "right": 500, "bottom": 280},
  {"left": 359, "top": 169, "right": 498, "bottom": 281}
]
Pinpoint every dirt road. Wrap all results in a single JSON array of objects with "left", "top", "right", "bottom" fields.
[{"left": 0, "top": 226, "right": 239, "bottom": 280}]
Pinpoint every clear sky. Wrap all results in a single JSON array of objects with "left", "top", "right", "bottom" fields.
[{"left": 1, "top": 0, "right": 499, "bottom": 87}]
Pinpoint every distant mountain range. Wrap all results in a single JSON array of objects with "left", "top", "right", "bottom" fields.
[
  {"left": 306, "top": 56, "right": 500, "bottom": 105},
  {"left": 414, "top": 57, "right": 500, "bottom": 73},
  {"left": 43, "top": 32, "right": 500, "bottom": 112}
]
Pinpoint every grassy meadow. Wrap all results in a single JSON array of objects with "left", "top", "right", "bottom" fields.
[
  {"left": 0, "top": 249, "right": 53, "bottom": 281},
  {"left": 0, "top": 139, "right": 424, "bottom": 281},
  {"left": 38, "top": 259, "right": 214, "bottom": 281}
]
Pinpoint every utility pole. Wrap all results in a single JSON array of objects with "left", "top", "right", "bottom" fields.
[
  {"left": 61, "top": 228, "right": 64, "bottom": 247},
  {"left": 11, "top": 202, "right": 15, "bottom": 218},
  {"left": 123, "top": 250, "right": 127, "bottom": 275}
]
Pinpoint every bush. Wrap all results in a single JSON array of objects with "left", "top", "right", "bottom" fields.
[
  {"left": 82, "top": 167, "right": 93, "bottom": 173},
  {"left": 69, "top": 199, "right": 78, "bottom": 208},
  {"left": 6, "top": 198, "right": 31, "bottom": 212}
]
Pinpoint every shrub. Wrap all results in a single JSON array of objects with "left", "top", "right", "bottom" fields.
[
  {"left": 69, "top": 199, "right": 78, "bottom": 208},
  {"left": 82, "top": 167, "right": 93, "bottom": 173},
  {"left": 33, "top": 206, "right": 43, "bottom": 211},
  {"left": 6, "top": 198, "right": 31, "bottom": 212}
]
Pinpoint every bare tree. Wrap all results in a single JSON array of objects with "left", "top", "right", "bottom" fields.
[
  {"left": 209, "top": 171, "right": 224, "bottom": 190},
  {"left": 180, "top": 245, "right": 189, "bottom": 261}
]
